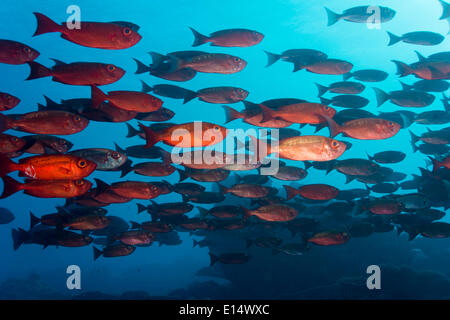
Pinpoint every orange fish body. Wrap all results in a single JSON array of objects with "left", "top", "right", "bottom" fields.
[
  {"left": 171, "top": 53, "right": 247, "bottom": 74},
  {"left": 243, "top": 204, "right": 298, "bottom": 222},
  {"left": 259, "top": 103, "right": 336, "bottom": 124},
  {"left": 326, "top": 116, "right": 400, "bottom": 140},
  {"left": 0, "top": 154, "right": 96, "bottom": 179},
  {"left": 253, "top": 135, "right": 346, "bottom": 161},
  {"left": 140, "top": 122, "right": 228, "bottom": 148},
  {"left": 0, "top": 111, "right": 89, "bottom": 135},
  {"left": 26, "top": 61, "right": 125, "bottom": 86},
  {"left": 284, "top": 184, "right": 339, "bottom": 201},
  {"left": 91, "top": 86, "right": 163, "bottom": 113},
  {"left": 0, "top": 176, "right": 92, "bottom": 199},
  {"left": 33, "top": 13, "right": 142, "bottom": 49},
  {"left": 308, "top": 231, "right": 350, "bottom": 246}
]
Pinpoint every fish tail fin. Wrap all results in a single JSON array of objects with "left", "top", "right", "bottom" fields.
[
  {"left": 325, "top": 7, "right": 341, "bottom": 26},
  {"left": 319, "top": 97, "right": 332, "bottom": 106},
  {"left": 136, "top": 203, "right": 147, "bottom": 214},
  {"left": 392, "top": 60, "right": 413, "bottom": 77},
  {"left": 428, "top": 156, "right": 440, "bottom": 172},
  {"left": 399, "top": 81, "right": 413, "bottom": 91},
  {"left": 283, "top": 185, "right": 298, "bottom": 201},
  {"left": 258, "top": 103, "right": 275, "bottom": 123},
  {"left": 387, "top": 31, "right": 402, "bottom": 46},
  {"left": 119, "top": 161, "right": 134, "bottom": 178},
  {"left": 342, "top": 72, "right": 352, "bottom": 81},
  {"left": 217, "top": 183, "right": 228, "bottom": 194},
  {"left": 125, "top": 123, "right": 141, "bottom": 139},
  {"left": 264, "top": 51, "right": 281, "bottom": 67},
  {"left": 11, "top": 228, "right": 28, "bottom": 251},
  {"left": 0, "top": 176, "right": 23, "bottom": 199},
  {"left": 189, "top": 27, "right": 209, "bottom": 46},
  {"left": 373, "top": 88, "right": 390, "bottom": 107},
  {"left": 323, "top": 115, "right": 343, "bottom": 138},
  {"left": 91, "top": 85, "right": 107, "bottom": 109},
  {"left": 248, "top": 135, "right": 272, "bottom": 162},
  {"left": 139, "top": 124, "right": 161, "bottom": 148},
  {"left": 93, "top": 246, "right": 103, "bottom": 261},
  {"left": 148, "top": 52, "right": 167, "bottom": 69},
  {"left": 33, "top": 12, "right": 61, "bottom": 36},
  {"left": 182, "top": 90, "right": 198, "bottom": 104},
  {"left": 26, "top": 61, "right": 51, "bottom": 80},
  {"left": 208, "top": 252, "right": 220, "bottom": 266},
  {"left": 177, "top": 168, "right": 188, "bottom": 182},
  {"left": 0, "top": 154, "right": 17, "bottom": 177},
  {"left": 222, "top": 105, "right": 243, "bottom": 124},
  {"left": 140, "top": 80, "right": 153, "bottom": 93},
  {"left": 315, "top": 83, "right": 329, "bottom": 97},
  {"left": 439, "top": 0, "right": 450, "bottom": 20},
  {"left": 133, "top": 58, "right": 151, "bottom": 74},
  {"left": 409, "top": 130, "right": 420, "bottom": 145},
  {"left": 29, "top": 211, "right": 40, "bottom": 229}
]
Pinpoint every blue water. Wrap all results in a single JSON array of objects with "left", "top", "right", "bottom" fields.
[{"left": 0, "top": 0, "right": 449, "bottom": 299}]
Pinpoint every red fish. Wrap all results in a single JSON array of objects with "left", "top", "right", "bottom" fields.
[
  {"left": 0, "top": 111, "right": 89, "bottom": 135},
  {"left": 189, "top": 28, "right": 264, "bottom": 47},
  {"left": 308, "top": 231, "right": 350, "bottom": 246},
  {"left": 91, "top": 86, "right": 162, "bottom": 113},
  {"left": 284, "top": 184, "right": 339, "bottom": 201},
  {"left": 169, "top": 53, "right": 246, "bottom": 74},
  {"left": 0, "top": 134, "right": 27, "bottom": 153},
  {"left": 0, "top": 39, "right": 39, "bottom": 65},
  {"left": 258, "top": 102, "right": 336, "bottom": 124},
  {"left": 0, "top": 176, "right": 92, "bottom": 199},
  {"left": 33, "top": 12, "right": 142, "bottom": 49},
  {"left": 325, "top": 116, "right": 401, "bottom": 140},
  {"left": 242, "top": 204, "right": 298, "bottom": 222},
  {"left": 26, "top": 60, "right": 125, "bottom": 86},
  {"left": 139, "top": 122, "right": 228, "bottom": 148},
  {"left": 0, "top": 154, "right": 97, "bottom": 179},
  {"left": 0, "top": 92, "right": 20, "bottom": 111}
]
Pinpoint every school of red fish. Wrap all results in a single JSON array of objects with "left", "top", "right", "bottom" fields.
[{"left": 1, "top": 4, "right": 450, "bottom": 263}]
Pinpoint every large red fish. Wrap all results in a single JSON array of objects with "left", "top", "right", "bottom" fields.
[
  {"left": 0, "top": 154, "right": 97, "bottom": 179},
  {"left": 26, "top": 60, "right": 125, "bottom": 86},
  {"left": 242, "top": 204, "right": 298, "bottom": 222},
  {"left": 259, "top": 102, "right": 336, "bottom": 124},
  {"left": 139, "top": 122, "right": 228, "bottom": 148},
  {"left": 308, "top": 231, "right": 350, "bottom": 246},
  {"left": 0, "top": 176, "right": 92, "bottom": 199},
  {"left": 33, "top": 13, "right": 142, "bottom": 49},
  {"left": 189, "top": 28, "right": 264, "bottom": 47},
  {"left": 0, "top": 111, "right": 89, "bottom": 135},
  {"left": 91, "top": 86, "right": 162, "bottom": 113},
  {"left": 0, "top": 39, "right": 39, "bottom": 65},
  {"left": 325, "top": 116, "right": 401, "bottom": 140},
  {"left": 250, "top": 135, "right": 346, "bottom": 161},
  {"left": 284, "top": 184, "right": 339, "bottom": 201}
]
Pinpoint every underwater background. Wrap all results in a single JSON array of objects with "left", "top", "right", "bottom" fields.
[{"left": 0, "top": 0, "right": 449, "bottom": 299}]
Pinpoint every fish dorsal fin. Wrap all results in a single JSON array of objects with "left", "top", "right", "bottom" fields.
[
  {"left": 50, "top": 59, "right": 66, "bottom": 67},
  {"left": 109, "top": 21, "right": 140, "bottom": 31},
  {"left": 414, "top": 51, "right": 426, "bottom": 62}
]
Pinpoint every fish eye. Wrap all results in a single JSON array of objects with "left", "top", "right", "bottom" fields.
[
  {"left": 388, "top": 122, "right": 394, "bottom": 126},
  {"left": 324, "top": 106, "right": 330, "bottom": 111},
  {"left": 214, "top": 126, "right": 220, "bottom": 131},
  {"left": 122, "top": 27, "right": 132, "bottom": 36},
  {"left": 75, "top": 180, "right": 84, "bottom": 186},
  {"left": 11, "top": 137, "right": 18, "bottom": 142},
  {"left": 77, "top": 160, "right": 88, "bottom": 168},
  {"left": 73, "top": 115, "right": 81, "bottom": 122},
  {"left": 59, "top": 140, "right": 66, "bottom": 145},
  {"left": 111, "top": 151, "right": 121, "bottom": 159},
  {"left": 331, "top": 140, "right": 339, "bottom": 148},
  {"left": 23, "top": 47, "right": 31, "bottom": 53},
  {"left": 107, "top": 64, "right": 116, "bottom": 72},
  {"left": 150, "top": 185, "right": 158, "bottom": 191},
  {"left": 234, "top": 57, "right": 240, "bottom": 62}
]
